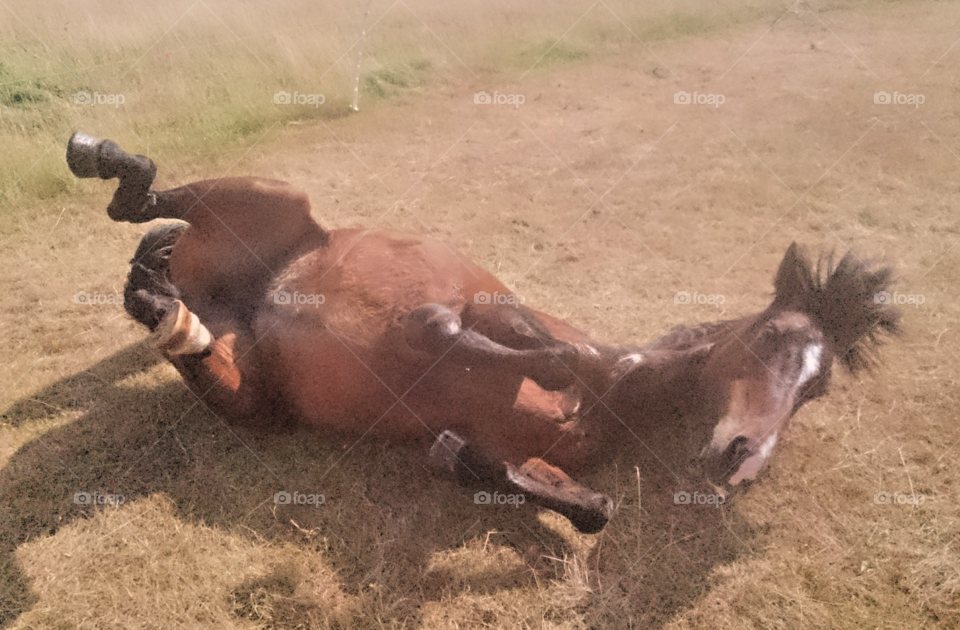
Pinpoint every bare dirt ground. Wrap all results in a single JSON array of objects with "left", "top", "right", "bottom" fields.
[{"left": 3, "top": 2, "right": 960, "bottom": 628}]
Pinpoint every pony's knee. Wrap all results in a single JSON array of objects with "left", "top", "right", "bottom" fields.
[{"left": 403, "top": 303, "right": 462, "bottom": 355}]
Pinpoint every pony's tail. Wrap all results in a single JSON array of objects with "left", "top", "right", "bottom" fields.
[{"left": 771, "top": 242, "right": 902, "bottom": 374}]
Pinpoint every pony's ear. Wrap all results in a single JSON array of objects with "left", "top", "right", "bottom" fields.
[{"left": 772, "top": 242, "right": 812, "bottom": 306}]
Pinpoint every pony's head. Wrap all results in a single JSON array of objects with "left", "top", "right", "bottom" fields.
[{"left": 697, "top": 243, "right": 901, "bottom": 487}]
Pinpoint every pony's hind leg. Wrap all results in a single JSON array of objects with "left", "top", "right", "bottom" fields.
[
  {"left": 126, "top": 226, "right": 267, "bottom": 423},
  {"left": 67, "top": 132, "right": 158, "bottom": 223}
]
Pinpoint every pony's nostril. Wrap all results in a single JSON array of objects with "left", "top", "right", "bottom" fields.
[{"left": 726, "top": 436, "right": 751, "bottom": 462}]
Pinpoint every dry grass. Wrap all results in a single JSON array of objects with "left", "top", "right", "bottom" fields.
[
  {"left": 3, "top": 0, "right": 960, "bottom": 628},
  {"left": 0, "top": 0, "right": 789, "bottom": 209}
]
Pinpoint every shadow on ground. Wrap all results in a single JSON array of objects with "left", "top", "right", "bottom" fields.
[{"left": 0, "top": 344, "right": 753, "bottom": 628}]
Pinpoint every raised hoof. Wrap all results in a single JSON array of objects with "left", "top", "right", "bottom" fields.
[
  {"left": 150, "top": 300, "right": 213, "bottom": 358},
  {"left": 66, "top": 132, "right": 104, "bottom": 178},
  {"left": 66, "top": 132, "right": 158, "bottom": 223}
]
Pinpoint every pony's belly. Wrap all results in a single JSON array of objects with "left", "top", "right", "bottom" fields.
[{"left": 269, "top": 332, "right": 428, "bottom": 436}]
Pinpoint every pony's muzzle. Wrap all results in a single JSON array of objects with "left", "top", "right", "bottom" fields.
[{"left": 701, "top": 432, "right": 777, "bottom": 488}]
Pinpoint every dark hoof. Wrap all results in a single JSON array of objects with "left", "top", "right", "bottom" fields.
[
  {"left": 66, "top": 132, "right": 104, "bottom": 178},
  {"left": 404, "top": 304, "right": 461, "bottom": 356},
  {"left": 505, "top": 464, "right": 614, "bottom": 534},
  {"left": 67, "top": 132, "right": 158, "bottom": 223},
  {"left": 562, "top": 495, "right": 615, "bottom": 534}
]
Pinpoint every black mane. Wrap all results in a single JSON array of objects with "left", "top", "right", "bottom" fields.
[{"left": 772, "top": 242, "right": 902, "bottom": 373}]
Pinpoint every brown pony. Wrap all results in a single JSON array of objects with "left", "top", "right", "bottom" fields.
[{"left": 66, "top": 132, "right": 901, "bottom": 533}]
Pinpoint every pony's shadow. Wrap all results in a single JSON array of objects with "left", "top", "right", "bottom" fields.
[{"left": 0, "top": 345, "right": 752, "bottom": 628}]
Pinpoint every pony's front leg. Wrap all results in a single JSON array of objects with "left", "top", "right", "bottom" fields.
[
  {"left": 429, "top": 430, "right": 613, "bottom": 534},
  {"left": 404, "top": 303, "right": 578, "bottom": 391}
]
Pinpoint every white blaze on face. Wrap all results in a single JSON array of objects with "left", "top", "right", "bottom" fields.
[
  {"left": 728, "top": 433, "right": 778, "bottom": 486},
  {"left": 798, "top": 343, "right": 823, "bottom": 387}
]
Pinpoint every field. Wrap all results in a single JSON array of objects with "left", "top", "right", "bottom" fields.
[{"left": 2, "top": 0, "right": 960, "bottom": 627}]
